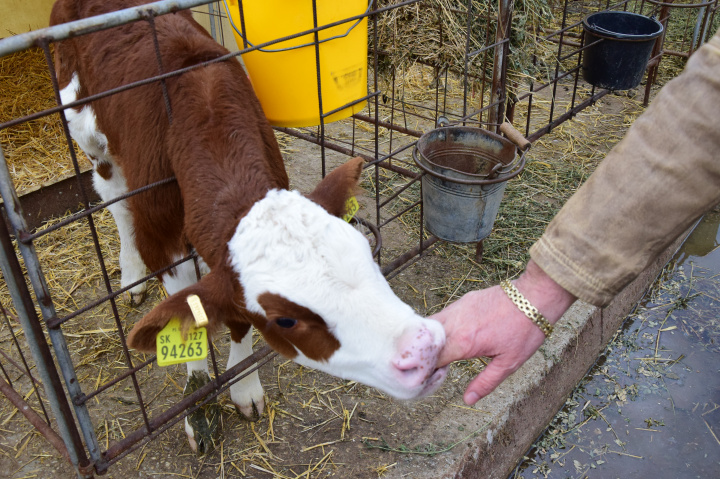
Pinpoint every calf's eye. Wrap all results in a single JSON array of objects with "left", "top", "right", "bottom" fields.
[{"left": 275, "top": 317, "right": 297, "bottom": 329}]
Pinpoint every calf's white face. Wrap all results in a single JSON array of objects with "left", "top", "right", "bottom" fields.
[{"left": 229, "top": 189, "right": 447, "bottom": 399}]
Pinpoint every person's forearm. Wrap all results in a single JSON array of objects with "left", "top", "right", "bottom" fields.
[
  {"left": 531, "top": 30, "right": 720, "bottom": 306},
  {"left": 513, "top": 260, "right": 577, "bottom": 325}
]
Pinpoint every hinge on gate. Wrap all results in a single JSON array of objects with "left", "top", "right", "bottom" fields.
[{"left": 78, "top": 459, "right": 96, "bottom": 478}]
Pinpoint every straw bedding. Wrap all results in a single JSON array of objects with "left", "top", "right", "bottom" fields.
[{"left": 0, "top": 4, "right": 677, "bottom": 476}]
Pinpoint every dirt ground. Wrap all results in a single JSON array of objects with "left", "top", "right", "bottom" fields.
[
  {"left": 0, "top": 18, "right": 671, "bottom": 474},
  {"left": 0, "top": 78, "right": 652, "bottom": 479}
]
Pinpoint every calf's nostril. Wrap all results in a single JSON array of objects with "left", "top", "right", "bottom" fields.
[
  {"left": 392, "top": 354, "right": 417, "bottom": 371},
  {"left": 392, "top": 325, "right": 444, "bottom": 384},
  {"left": 400, "top": 366, "right": 419, "bottom": 376}
]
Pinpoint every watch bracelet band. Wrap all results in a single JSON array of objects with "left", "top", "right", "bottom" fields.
[{"left": 500, "top": 280, "right": 554, "bottom": 338}]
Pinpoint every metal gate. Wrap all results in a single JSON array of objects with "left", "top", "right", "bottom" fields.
[{"left": 0, "top": 0, "right": 716, "bottom": 477}]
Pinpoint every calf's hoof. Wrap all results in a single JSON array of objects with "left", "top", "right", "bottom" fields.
[
  {"left": 184, "top": 371, "right": 220, "bottom": 454},
  {"left": 125, "top": 290, "right": 146, "bottom": 306},
  {"left": 235, "top": 396, "right": 265, "bottom": 422},
  {"left": 123, "top": 282, "right": 146, "bottom": 306}
]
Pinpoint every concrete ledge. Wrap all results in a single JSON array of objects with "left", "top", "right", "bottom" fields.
[{"left": 388, "top": 230, "right": 690, "bottom": 479}]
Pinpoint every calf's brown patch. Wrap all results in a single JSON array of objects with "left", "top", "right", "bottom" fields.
[{"left": 256, "top": 293, "right": 340, "bottom": 362}]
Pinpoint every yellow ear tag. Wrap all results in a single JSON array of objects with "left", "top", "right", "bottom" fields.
[
  {"left": 343, "top": 196, "right": 360, "bottom": 223},
  {"left": 156, "top": 318, "right": 208, "bottom": 366},
  {"left": 156, "top": 295, "right": 209, "bottom": 367}
]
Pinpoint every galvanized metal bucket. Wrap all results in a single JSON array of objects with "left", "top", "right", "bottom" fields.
[{"left": 413, "top": 123, "right": 528, "bottom": 243}]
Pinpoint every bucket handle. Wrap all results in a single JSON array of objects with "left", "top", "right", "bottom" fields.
[
  {"left": 413, "top": 143, "right": 527, "bottom": 186},
  {"left": 499, "top": 122, "right": 532, "bottom": 151},
  {"left": 222, "top": 0, "right": 374, "bottom": 54}
]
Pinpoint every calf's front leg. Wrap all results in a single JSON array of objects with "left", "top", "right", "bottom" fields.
[
  {"left": 227, "top": 326, "right": 265, "bottom": 420},
  {"left": 162, "top": 262, "right": 220, "bottom": 454}
]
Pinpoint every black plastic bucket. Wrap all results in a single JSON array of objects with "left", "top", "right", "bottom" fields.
[{"left": 582, "top": 11, "right": 663, "bottom": 90}]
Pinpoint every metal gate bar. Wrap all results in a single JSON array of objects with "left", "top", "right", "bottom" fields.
[
  {"left": 0, "top": 375, "right": 70, "bottom": 464},
  {"left": 101, "top": 347, "right": 277, "bottom": 471},
  {"left": 0, "top": 204, "right": 92, "bottom": 478},
  {"left": 0, "top": 1, "right": 716, "bottom": 477}
]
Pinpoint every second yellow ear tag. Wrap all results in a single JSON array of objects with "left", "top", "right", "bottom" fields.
[
  {"left": 156, "top": 318, "right": 208, "bottom": 367},
  {"left": 343, "top": 196, "right": 360, "bottom": 222}
]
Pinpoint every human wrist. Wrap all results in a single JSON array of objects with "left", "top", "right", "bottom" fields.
[{"left": 512, "top": 260, "right": 576, "bottom": 325}]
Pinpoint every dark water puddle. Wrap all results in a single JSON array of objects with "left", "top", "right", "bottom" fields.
[{"left": 510, "top": 212, "right": 720, "bottom": 479}]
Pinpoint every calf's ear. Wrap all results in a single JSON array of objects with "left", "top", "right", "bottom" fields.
[
  {"left": 307, "top": 156, "right": 364, "bottom": 218},
  {"left": 127, "top": 269, "right": 234, "bottom": 352}
]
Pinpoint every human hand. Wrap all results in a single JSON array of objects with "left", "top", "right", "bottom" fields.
[{"left": 432, "top": 260, "right": 576, "bottom": 405}]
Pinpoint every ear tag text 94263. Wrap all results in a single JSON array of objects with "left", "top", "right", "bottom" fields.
[{"left": 156, "top": 294, "right": 209, "bottom": 366}]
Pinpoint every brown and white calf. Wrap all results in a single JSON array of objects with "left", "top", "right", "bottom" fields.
[{"left": 50, "top": 0, "right": 446, "bottom": 452}]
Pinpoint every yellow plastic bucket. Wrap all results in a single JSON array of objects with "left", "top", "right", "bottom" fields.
[{"left": 224, "top": 0, "right": 368, "bottom": 128}]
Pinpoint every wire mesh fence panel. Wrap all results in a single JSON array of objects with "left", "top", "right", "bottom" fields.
[{"left": 0, "top": 0, "right": 712, "bottom": 477}]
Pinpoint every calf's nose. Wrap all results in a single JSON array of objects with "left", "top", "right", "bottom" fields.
[{"left": 392, "top": 324, "right": 444, "bottom": 387}]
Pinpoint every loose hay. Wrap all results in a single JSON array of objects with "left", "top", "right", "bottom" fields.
[
  {"left": 374, "top": 0, "right": 553, "bottom": 85},
  {"left": 0, "top": 48, "right": 91, "bottom": 194},
  {"left": 0, "top": 3, "right": 688, "bottom": 477}
]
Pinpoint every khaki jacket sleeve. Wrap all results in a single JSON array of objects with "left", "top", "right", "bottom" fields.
[{"left": 530, "top": 29, "right": 720, "bottom": 307}]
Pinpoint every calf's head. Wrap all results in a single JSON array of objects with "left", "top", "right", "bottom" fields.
[{"left": 128, "top": 157, "right": 447, "bottom": 399}]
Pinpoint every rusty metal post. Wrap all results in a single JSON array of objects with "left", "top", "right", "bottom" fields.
[
  {"left": 0, "top": 145, "right": 103, "bottom": 473},
  {"left": 0, "top": 202, "right": 92, "bottom": 477},
  {"left": 0, "top": 375, "right": 72, "bottom": 465},
  {"left": 488, "top": 0, "right": 513, "bottom": 131},
  {"left": 644, "top": 0, "right": 673, "bottom": 106},
  {"left": 463, "top": 0, "right": 473, "bottom": 123}
]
